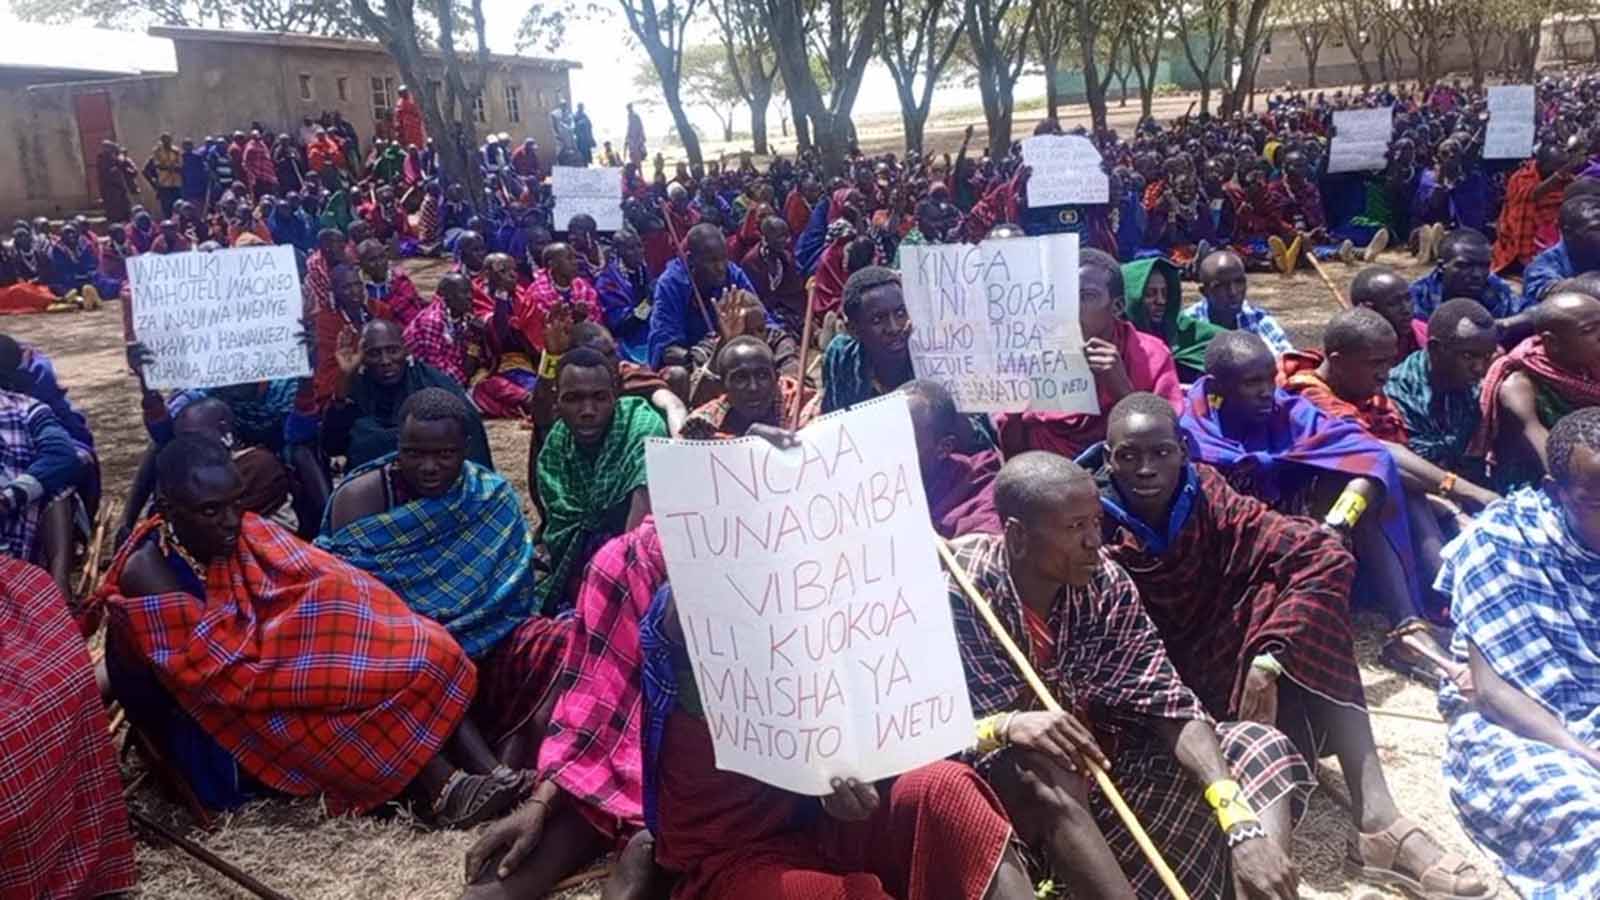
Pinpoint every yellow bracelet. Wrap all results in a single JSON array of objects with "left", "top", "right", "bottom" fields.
[
  {"left": 537, "top": 351, "right": 562, "bottom": 380},
  {"left": 974, "top": 714, "right": 1007, "bottom": 754},
  {"left": 1204, "top": 778, "right": 1259, "bottom": 833},
  {"left": 1324, "top": 489, "right": 1368, "bottom": 530}
]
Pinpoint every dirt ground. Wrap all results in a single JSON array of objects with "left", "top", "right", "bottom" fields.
[{"left": 5, "top": 245, "right": 1516, "bottom": 900}]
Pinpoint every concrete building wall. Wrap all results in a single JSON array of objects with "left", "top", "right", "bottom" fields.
[{"left": 1, "top": 30, "right": 574, "bottom": 224}]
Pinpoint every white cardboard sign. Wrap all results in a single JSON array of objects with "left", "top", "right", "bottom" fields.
[
  {"left": 1327, "top": 106, "right": 1394, "bottom": 173},
  {"left": 128, "top": 245, "right": 310, "bottom": 391},
  {"left": 552, "top": 165, "right": 623, "bottom": 231},
  {"left": 1021, "top": 135, "right": 1111, "bottom": 206},
  {"left": 645, "top": 395, "right": 976, "bottom": 795},
  {"left": 1485, "top": 85, "right": 1536, "bottom": 160},
  {"left": 899, "top": 232, "right": 1098, "bottom": 415}
]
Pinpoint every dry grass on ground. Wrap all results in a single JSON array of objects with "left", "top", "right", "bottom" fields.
[{"left": 8, "top": 248, "right": 1514, "bottom": 899}]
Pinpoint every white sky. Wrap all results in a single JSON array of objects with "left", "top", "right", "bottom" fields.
[{"left": 0, "top": 0, "right": 1044, "bottom": 150}]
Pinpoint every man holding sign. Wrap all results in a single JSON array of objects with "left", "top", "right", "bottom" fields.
[{"left": 638, "top": 395, "right": 1035, "bottom": 900}]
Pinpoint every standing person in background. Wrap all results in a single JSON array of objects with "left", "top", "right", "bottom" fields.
[
  {"left": 395, "top": 85, "right": 427, "bottom": 151},
  {"left": 625, "top": 103, "right": 646, "bottom": 166},
  {"left": 574, "top": 103, "right": 596, "bottom": 166},
  {"left": 97, "top": 141, "right": 137, "bottom": 225},
  {"left": 144, "top": 134, "right": 183, "bottom": 218},
  {"left": 179, "top": 138, "right": 208, "bottom": 209}
]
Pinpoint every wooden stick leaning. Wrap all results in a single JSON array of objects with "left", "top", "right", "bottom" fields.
[
  {"left": 1303, "top": 249, "right": 1351, "bottom": 308},
  {"left": 129, "top": 808, "right": 294, "bottom": 900},
  {"left": 935, "top": 539, "right": 1192, "bottom": 900},
  {"left": 789, "top": 283, "right": 819, "bottom": 429}
]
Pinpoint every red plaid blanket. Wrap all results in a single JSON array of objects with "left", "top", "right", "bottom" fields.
[
  {"left": 96, "top": 515, "right": 476, "bottom": 814},
  {"left": 1, "top": 559, "right": 135, "bottom": 897}
]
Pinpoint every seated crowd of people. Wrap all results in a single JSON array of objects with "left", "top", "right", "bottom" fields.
[{"left": 6, "top": 74, "right": 1600, "bottom": 900}]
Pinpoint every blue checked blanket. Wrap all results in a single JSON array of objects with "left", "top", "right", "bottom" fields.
[
  {"left": 1437, "top": 488, "right": 1600, "bottom": 899},
  {"left": 317, "top": 455, "right": 537, "bottom": 658}
]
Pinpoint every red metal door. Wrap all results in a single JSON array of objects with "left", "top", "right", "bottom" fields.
[{"left": 73, "top": 91, "right": 116, "bottom": 202}]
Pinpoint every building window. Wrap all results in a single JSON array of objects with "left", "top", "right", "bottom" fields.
[
  {"left": 473, "top": 93, "right": 487, "bottom": 123},
  {"left": 371, "top": 75, "right": 393, "bottom": 119},
  {"left": 299, "top": 74, "right": 314, "bottom": 101},
  {"left": 1262, "top": 35, "right": 1272, "bottom": 55},
  {"left": 536, "top": 89, "right": 546, "bottom": 110},
  {"left": 505, "top": 85, "right": 521, "bottom": 123},
  {"left": 336, "top": 76, "right": 349, "bottom": 102}
]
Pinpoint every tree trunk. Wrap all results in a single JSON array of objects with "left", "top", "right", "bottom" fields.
[
  {"left": 788, "top": 94, "right": 810, "bottom": 149},
  {"left": 1044, "top": 57, "right": 1061, "bottom": 119},
  {"left": 661, "top": 81, "right": 705, "bottom": 173},
  {"left": 1307, "top": 45, "right": 1320, "bottom": 88},
  {"left": 988, "top": 82, "right": 1014, "bottom": 159},
  {"left": 1079, "top": 1, "right": 1108, "bottom": 131},
  {"left": 749, "top": 87, "right": 771, "bottom": 155},
  {"left": 897, "top": 85, "right": 929, "bottom": 155}
]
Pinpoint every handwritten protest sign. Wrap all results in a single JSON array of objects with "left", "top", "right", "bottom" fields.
[
  {"left": 898, "top": 232, "right": 1098, "bottom": 415},
  {"left": 128, "top": 245, "right": 309, "bottom": 391},
  {"left": 646, "top": 395, "right": 976, "bottom": 795},
  {"left": 1327, "top": 106, "right": 1394, "bottom": 173},
  {"left": 552, "top": 165, "right": 623, "bottom": 231},
  {"left": 1485, "top": 85, "right": 1536, "bottom": 159},
  {"left": 1021, "top": 135, "right": 1110, "bottom": 206}
]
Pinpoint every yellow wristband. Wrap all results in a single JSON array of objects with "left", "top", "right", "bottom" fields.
[
  {"left": 538, "top": 351, "right": 562, "bottom": 380},
  {"left": 1204, "top": 778, "right": 1259, "bottom": 832},
  {"left": 974, "top": 714, "right": 1007, "bottom": 754},
  {"left": 1324, "top": 489, "right": 1368, "bottom": 529}
]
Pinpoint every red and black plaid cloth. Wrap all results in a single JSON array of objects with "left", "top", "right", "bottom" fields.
[
  {"left": 473, "top": 615, "right": 574, "bottom": 770},
  {"left": 1102, "top": 464, "right": 1365, "bottom": 717},
  {"left": 1, "top": 558, "right": 136, "bottom": 897},
  {"left": 94, "top": 514, "right": 476, "bottom": 815},
  {"left": 945, "top": 535, "right": 1312, "bottom": 898},
  {"left": 536, "top": 520, "right": 667, "bottom": 838}
]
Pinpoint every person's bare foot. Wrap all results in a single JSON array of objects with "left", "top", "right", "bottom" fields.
[{"left": 601, "top": 830, "right": 672, "bottom": 900}]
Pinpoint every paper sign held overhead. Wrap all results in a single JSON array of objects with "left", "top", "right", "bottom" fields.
[
  {"left": 128, "top": 245, "right": 310, "bottom": 391},
  {"left": 899, "top": 232, "right": 1098, "bottom": 415},
  {"left": 1485, "top": 85, "right": 1536, "bottom": 160},
  {"left": 645, "top": 395, "right": 976, "bottom": 796},
  {"left": 552, "top": 165, "right": 623, "bottom": 231},
  {"left": 1327, "top": 106, "right": 1394, "bottom": 173},
  {"left": 1021, "top": 135, "right": 1110, "bottom": 206}
]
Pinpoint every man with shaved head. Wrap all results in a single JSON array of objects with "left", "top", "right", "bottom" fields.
[
  {"left": 1189, "top": 249, "right": 1294, "bottom": 355},
  {"left": 1475, "top": 288, "right": 1600, "bottom": 488},
  {"left": 321, "top": 318, "right": 491, "bottom": 470},
  {"left": 943, "top": 451, "right": 1303, "bottom": 899},
  {"left": 1083, "top": 393, "right": 1491, "bottom": 900},
  {"left": 1408, "top": 229, "right": 1532, "bottom": 344},
  {"left": 1182, "top": 330, "right": 1457, "bottom": 681},
  {"left": 646, "top": 222, "right": 759, "bottom": 367},
  {"left": 1350, "top": 265, "right": 1428, "bottom": 357},
  {"left": 1384, "top": 298, "right": 1500, "bottom": 487}
]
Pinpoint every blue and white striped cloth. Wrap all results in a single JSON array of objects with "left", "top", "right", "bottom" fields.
[
  {"left": 1437, "top": 488, "right": 1600, "bottom": 899},
  {"left": 1184, "top": 298, "right": 1295, "bottom": 356}
]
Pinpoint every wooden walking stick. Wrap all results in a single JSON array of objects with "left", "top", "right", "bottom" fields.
[
  {"left": 789, "top": 282, "right": 819, "bottom": 428},
  {"left": 1303, "top": 249, "right": 1351, "bottom": 308},
  {"left": 130, "top": 808, "right": 294, "bottom": 900},
  {"left": 935, "top": 539, "right": 1193, "bottom": 900}
]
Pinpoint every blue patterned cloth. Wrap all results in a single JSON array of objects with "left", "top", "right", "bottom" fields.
[
  {"left": 1437, "top": 488, "right": 1600, "bottom": 899},
  {"left": 1183, "top": 298, "right": 1294, "bottom": 356},
  {"left": 1523, "top": 240, "right": 1575, "bottom": 307},
  {"left": 315, "top": 455, "right": 538, "bottom": 658},
  {"left": 1408, "top": 267, "right": 1526, "bottom": 321},
  {"left": 638, "top": 582, "right": 678, "bottom": 835}
]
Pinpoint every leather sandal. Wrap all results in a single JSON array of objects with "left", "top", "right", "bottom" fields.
[
  {"left": 431, "top": 769, "right": 532, "bottom": 830},
  {"left": 1347, "top": 816, "right": 1494, "bottom": 899}
]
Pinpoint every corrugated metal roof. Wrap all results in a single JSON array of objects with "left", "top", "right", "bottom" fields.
[
  {"left": 147, "top": 26, "right": 582, "bottom": 70},
  {"left": 0, "top": 22, "right": 177, "bottom": 76}
]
